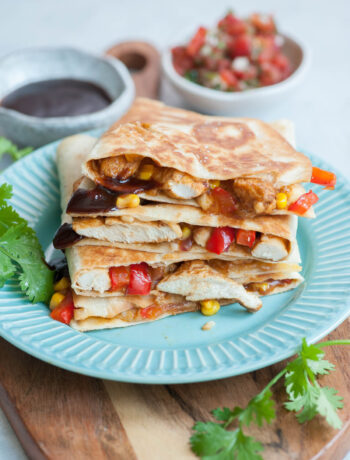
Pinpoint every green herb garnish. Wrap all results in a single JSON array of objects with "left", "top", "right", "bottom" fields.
[
  {"left": 0, "top": 183, "right": 53, "bottom": 302},
  {"left": 191, "top": 338, "right": 349, "bottom": 459},
  {"left": 0, "top": 137, "right": 33, "bottom": 164}
]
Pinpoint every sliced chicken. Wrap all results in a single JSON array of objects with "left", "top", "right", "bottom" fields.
[
  {"left": 251, "top": 235, "right": 288, "bottom": 261},
  {"left": 98, "top": 155, "right": 142, "bottom": 180},
  {"left": 153, "top": 168, "right": 207, "bottom": 200},
  {"left": 73, "top": 218, "right": 182, "bottom": 244},
  {"left": 193, "top": 227, "right": 211, "bottom": 247},
  {"left": 233, "top": 177, "right": 276, "bottom": 214},
  {"left": 158, "top": 260, "right": 262, "bottom": 312}
]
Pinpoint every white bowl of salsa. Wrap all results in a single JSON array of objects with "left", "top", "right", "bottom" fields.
[{"left": 162, "top": 12, "right": 310, "bottom": 116}]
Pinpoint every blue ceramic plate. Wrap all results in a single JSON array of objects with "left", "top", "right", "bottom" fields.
[{"left": 1, "top": 135, "right": 350, "bottom": 384}]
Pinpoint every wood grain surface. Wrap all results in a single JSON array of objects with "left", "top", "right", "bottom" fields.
[{"left": 0, "top": 318, "right": 349, "bottom": 460}]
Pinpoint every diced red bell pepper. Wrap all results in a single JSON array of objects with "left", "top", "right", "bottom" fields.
[
  {"left": 236, "top": 229, "right": 256, "bottom": 248},
  {"left": 211, "top": 187, "right": 238, "bottom": 214},
  {"left": 127, "top": 262, "right": 152, "bottom": 295},
  {"left": 140, "top": 305, "right": 164, "bottom": 320},
  {"left": 186, "top": 27, "right": 207, "bottom": 57},
  {"left": 230, "top": 35, "right": 252, "bottom": 57},
  {"left": 249, "top": 13, "right": 276, "bottom": 34},
  {"left": 311, "top": 167, "right": 336, "bottom": 190},
  {"left": 220, "top": 69, "right": 238, "bottom": 87},
  {"left": 288, "top": 190, "right": 319, "bottom": 215},
  {"left": 109, "top": 266, "right": 130, "bottom": 291},
  {"left": 206, "top": 227, "right": 236, "bottom": 255},
  {"left": 50, "top": 291, "right": 74, "bottom": 325}
]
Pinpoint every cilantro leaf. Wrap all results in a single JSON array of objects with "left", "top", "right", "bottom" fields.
[
  {"left": 191, "top": 422, "right": 239, "bottom": 459},
  {"left": 0, "top": 183, "right": 12, "bottom": 204},
  {"left": 190, "top": 423, "right": 263, "bottom": 460},
  {"left": 0, "top": 251, "right": 15, "bottom": 288},
  {"left": 0, "top": 137, "right": 33, "bottom": 165},
  {"left": 0, "top": 183, "right": 53, "bottom": 302},
  {"left": 285, "top": 382, "right": 319, "bottom": 423},
  {"left": 240, "top": 389, "right": 275, "bottom": 427},
  {"left": 316, "top": 387, "right": 343, "bottom": 429},
  {"left": 212, "top": 407, "right": 243, "bottom": 423}
]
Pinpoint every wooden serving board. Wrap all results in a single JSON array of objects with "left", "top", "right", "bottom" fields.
[{"left": 1, "top": 318, "right": 349, "bottom": 460}]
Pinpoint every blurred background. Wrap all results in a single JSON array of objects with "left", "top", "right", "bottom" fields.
[{"left": 0, "top": 1, "right": 349, "bottom": 458}]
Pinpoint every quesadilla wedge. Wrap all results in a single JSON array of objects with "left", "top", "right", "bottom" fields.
[
  {"left": 80, "top": 98, "right": 336, "bottom": 219},
  {"left": 55, "top": 134, "right": 301, "bottom": 263}
]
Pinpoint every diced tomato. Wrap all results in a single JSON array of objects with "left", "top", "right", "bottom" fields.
[
  {"left": 259, "top": 61, "right": 282, "bottom": 86},
  {"left": 311, "top": 167, "right": 336, "bottom": 190},
  {"left": 236, "top": 229, "right": 256, "bottom": 248},
  {"left": 220, "top": 69, "right": 238, "bottom": 87},
  {"left": 211, "top": 187, "right": 238, "bottom": 214},
  {"left": 229, "top": 35, "right": 252, "bottom": 57},
  {"left": 256, "top": 36, "right": 278, "bottom": 63},
  {"left": 217, "top": 58, "right": 232, "bottom": 71},
  {"left": 250, "top": 13, "right": 276, "bottom": 34},
  {"left": 206, "top": 227, "right": 236, "bottom": 255},
  {"left": 234, "top": 64, "right": 258, "bottom": 80},
  {"left": 172, "top": 46, "right": 194, "bottom": 75},
  {"left": 272, "top": 53, "right": 290, "bottom": 72},
  {"left": 288, "top": 190, "right": 319, "bottom": 215},
  {"left": 218, "top": 13, "right": 247, "bottom": 36},
  {"left": 127, "top": 262, "right": 152, "bottom": 295},
  {"left": 180, "top": 237, "right": 193, "bottom": 251},
  {"left": 50, "top": 291, "right": 74, "bottom": 325},
  {"left": 186, "top": 27, "right": 207, "bottom": 57},
  {"left": 140, "top": 305, "right": 164, "bottom": 320},
  {"left": 109, "top": 266, "right": 130, "bottom": 291}
]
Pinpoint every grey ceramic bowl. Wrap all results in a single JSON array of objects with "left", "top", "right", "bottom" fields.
[{"left": 0, "top": 47, "right": 135, "bottom": 147}]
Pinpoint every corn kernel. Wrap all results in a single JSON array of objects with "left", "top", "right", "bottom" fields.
[
  {"left": 125, "top": 154, "right": 141, "bottom": 162},
  {"left": 137, "top": 164, "right": 154, "bottom": 180},
  {"left": 53, "top": 277, "right": 70, "bottom": 291},
  {"left": 210, "top": 180, "right": 221, "bottom": 189},
  {"left": 200, "top": 300, "right": 220, "bottom": 316},
  {"left": 49, "top": 292, "right": 65, "bottom": 310},
  {"left": 257, "top": 282, "right": 269, "bottom": 293},
  {"left": 117, "top": 194, "right": 140, "bottom": 209},
  {"left": 181, "top": 226, "right": 192, "bottom": 239},
  {"left": 276, "top": 192, "right": 288, "bottom": 209}
]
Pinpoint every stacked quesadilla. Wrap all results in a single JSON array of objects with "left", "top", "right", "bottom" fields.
[{"left": 50, "top": 99, "right": 336, "bottom": 331}]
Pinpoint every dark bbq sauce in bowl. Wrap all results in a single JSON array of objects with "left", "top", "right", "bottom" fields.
[{"left": 1, "top": 79, "right": 112, "bottom": 117}]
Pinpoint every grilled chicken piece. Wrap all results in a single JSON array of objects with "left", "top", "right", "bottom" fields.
[
  {"left": 193, "top": 227, "right": 211, "bottom": 247},
  {"left": 158, "top": 260, "right": 262, "bottom": 312},
  {"left": 99, "top": 155, "right": 142, "bottom": 180},
  {"left": 233, "top": 177, "right": 276, "bottom": 214},
  {"left": 153, "top": 168, "right": 207, "bottom": 200},
  {"left": 74, "top": 218, "right": 182, "bottom": 244},
  {"left": 251, "top": 235, "right": 288, "bottom": 261}
]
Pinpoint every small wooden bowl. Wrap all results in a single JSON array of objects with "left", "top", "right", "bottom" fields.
[{"left": 106, "top": 41, "right": 160, "bottom": 99}]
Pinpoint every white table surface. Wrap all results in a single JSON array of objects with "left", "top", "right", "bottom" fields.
[{"left": 1, "top": 0, "right": 349, "bottom": 458}]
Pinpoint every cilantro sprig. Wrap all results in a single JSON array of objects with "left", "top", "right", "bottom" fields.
[
  {"left": 0, "top": 137, "right": 33, "bottom": 165},
  {"left": 0, "top": 183, "right": 53, "bottom": 302},
  {"left": 191, "top": 338, "right": 350, "bottom": 459}
]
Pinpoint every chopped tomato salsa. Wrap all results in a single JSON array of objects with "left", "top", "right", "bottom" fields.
[
  {"left": 50, "top": 291, "right": 74, "bottom": 324},
  {"left": 288, "top": 190, "right": 319, "bottom": 215},
  {"left": 172, "top": 12, "right": 292, "bottom": 91}
]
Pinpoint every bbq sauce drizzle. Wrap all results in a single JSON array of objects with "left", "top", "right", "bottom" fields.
[
  {"left": 53, "top": 223, "right": 84, "bottom": 249},
  {"left": 66, "top": 179, "right": 158, "bottom": 215}
]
